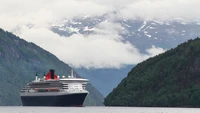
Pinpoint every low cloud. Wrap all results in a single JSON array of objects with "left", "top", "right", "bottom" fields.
[
  {"left": 1, "top": 0, "right": 200, "bottom": 31},
  {"left": 0, "top": 0, "right": 112, "bottom": 31},
  {"left": 1, "top": 0, "right": 196, "bottom": 69},
  {"left": 146, "top": 45, "right": 165, "bottom": 57},
  {"left": 19, "top": 21, "right": 165, "bottom": 69},
  {"left": 117, "top": 0, "right": 200, "bottom": 21}
]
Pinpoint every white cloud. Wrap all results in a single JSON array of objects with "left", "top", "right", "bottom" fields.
[
  {"left": 146, "top": 45, "right": 165, "bottom": 57},
  {"left": 1, "top": 0, "right": 200, "bottom": 31},
  {"left": 0, "top": 0, "right": 113, "bottom": 31},
  {"left": 18, "top": 21, "right": 165, "bottom": 69},
  {"left": 1, "top": 0, "right": 196, "bottom": 69},
  {"left": 118, "top": 0, "right": 200, "bottom": 21}
]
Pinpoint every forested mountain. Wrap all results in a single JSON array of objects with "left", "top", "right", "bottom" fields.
[
  {"left": 0, "top": 28, "right": 104, "bottom": 106},
  {"left": 104, "top": 38, "right": 200, "bottom": 107}
]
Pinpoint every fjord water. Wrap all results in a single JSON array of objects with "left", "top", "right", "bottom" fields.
[{"left": 0, "top": 107, "right": 200, "bottom": 113}]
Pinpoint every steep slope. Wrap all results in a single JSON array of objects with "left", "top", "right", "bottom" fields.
[
  {"left": 105, "top": 38, "right": 200, "bottom": 107},
  {"left": 0, "top": 28, "right": 104, "bottom": 106}
]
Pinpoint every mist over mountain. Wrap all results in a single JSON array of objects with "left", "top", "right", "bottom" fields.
[{"left": 50, "top": 16, "right": 200, "bottom": 96}]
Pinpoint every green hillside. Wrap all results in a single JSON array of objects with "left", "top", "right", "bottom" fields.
[
  {"left": 105, "top": 38, "right": 200, "bottom": 107},
  {"left": 0, "top": 28, "right": 104, "bottom": 106}
]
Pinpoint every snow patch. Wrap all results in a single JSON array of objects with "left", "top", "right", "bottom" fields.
[
  {"left": 123, "top": 24, "right": 131, "bottom": 28},
  {"left": 67, "top": 26, "right": 80, "bottom": 33},
  {"left": 137, "top": 34, "right": 141, "bottom": 37},
  {"left": 138, "top": 21, "right": 146, "bottom": 31},
  {"left": 151, "top": 23, "right": 157, "bottom": 25},
  {"left": 165, "top": 22, "right": 170, "bottom": 25},
  {"left": 146, "top": 34, "right": 151, "bottom": 38},
  {"left": 72, "top": 21, "right": 82, "bottom": 25},
  {"left": 144, "top": 31, "right": 151, "bottom": 38},
  {"left": 149, "top": 27, "right": 155, "bottom": 29},
  {"left": 154, "top": 20, "right": 164, "bottom": 25},
  {"left": 57, "top": 27, "right": 66, "bottom": 31},
  {"left": 83, "top": 26, "right": 94, "bottom": 31}
]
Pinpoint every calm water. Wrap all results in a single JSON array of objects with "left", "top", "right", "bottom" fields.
[{"left": 0, "top": 106, "right": 200, "bottom": 113}]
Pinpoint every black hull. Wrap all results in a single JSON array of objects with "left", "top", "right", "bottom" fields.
[{"left": 21, "top": 93, "right": 88, "bottom": 106}]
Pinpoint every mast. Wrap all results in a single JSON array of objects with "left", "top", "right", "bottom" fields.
[
  {"left": 71, "top": 69, "right": 74, "bottom": 78},
  {"left": 43, "top": 72, "right": 45, "bottom": 79},
  {"left": 35, "top": 72, "right": 38, "bottom": 81}
]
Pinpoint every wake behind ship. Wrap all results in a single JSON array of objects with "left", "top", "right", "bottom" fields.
[{"left": 20, "top": 69, "right": 89, "bottom": 106}]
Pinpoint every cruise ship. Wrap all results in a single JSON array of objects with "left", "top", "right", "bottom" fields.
[{"left": 20, "top": 69, "right": 89, "bottom": 106}]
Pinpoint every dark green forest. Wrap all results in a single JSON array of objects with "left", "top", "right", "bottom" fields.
[
  {"left": 0, "top": 28, "right": 104, "bottom": 106},
  {"left": 105, "top": 38, "right": 200, "bottom": 107}
]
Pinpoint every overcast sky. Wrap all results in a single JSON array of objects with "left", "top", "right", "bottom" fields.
[{"left": 0, "top": 0, "right": 199, "bottom": 69}]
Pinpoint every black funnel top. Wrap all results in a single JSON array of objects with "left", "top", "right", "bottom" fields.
[{"left": 50, "top": 69, "right": 55, "bottom": 79}]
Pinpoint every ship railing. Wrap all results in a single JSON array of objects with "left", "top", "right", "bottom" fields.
[{"left": 63, "top": 89, "right": 88, "bottom": 92}]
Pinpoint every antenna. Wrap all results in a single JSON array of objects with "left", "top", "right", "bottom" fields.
[
  {"left": 43, "top": 72, "right": 45, "bottom": 78},
  {"left": 35, "top": 72, "right": 38, "bottom": 81},
  {"left": 71, "top": 69, "right": 73, "bottom": 78}
]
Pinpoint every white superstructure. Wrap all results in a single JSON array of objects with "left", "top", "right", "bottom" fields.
[{"left": 20, "top": 69, "right": 89, "bottom": 96}]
